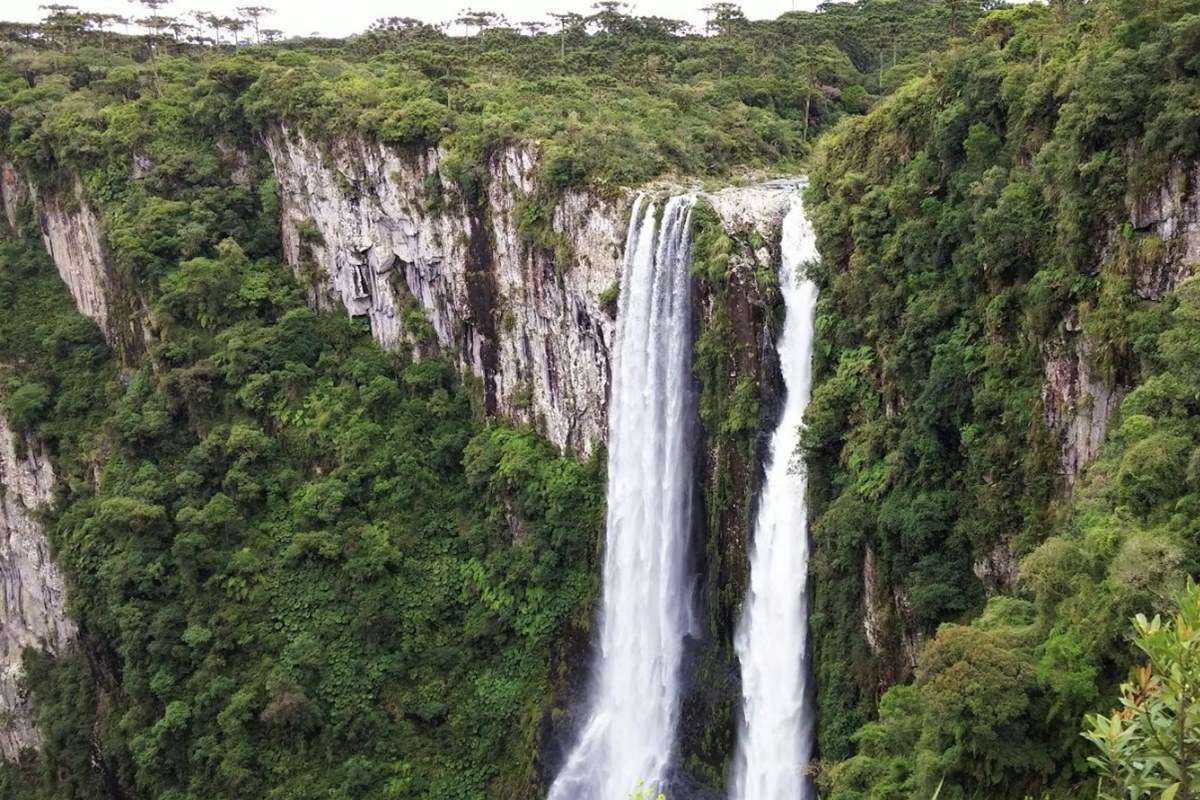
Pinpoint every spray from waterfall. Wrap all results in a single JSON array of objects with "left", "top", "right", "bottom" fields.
[
  {"left": 548, "top": 194, "right": 699, "bottom": 800},
  {"left": 730, "top": 194, "right": 819, "bottom": 800}
]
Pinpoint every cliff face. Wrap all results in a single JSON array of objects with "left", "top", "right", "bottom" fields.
[
  {"left": 267, "top": 126, "right": 800, "bottom": 459},
  {"left": 267, "top": 127, "right": 624, "bottom": 455},
  {"left": 0, "top": 164, "right": 145, "bottom": 363},
  {"left": 9, "top": 126, "right": 803, "bottom": 787},
  {"left": 1130, "top": 162, "right": 1200, "bottom": 300},
  {"left": 1042, "top": 162, "right": 1200, "bottom": 486},
  {"left": 0, "top": 416, "right": 74, "bottom": 760},
  {"left": 1042, "top": 327, "right": 1124, "bottom": 486}
]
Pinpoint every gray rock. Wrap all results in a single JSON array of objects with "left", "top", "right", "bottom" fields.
[{"left": 0, "top": 416, "right": 74, "bottom": 760}]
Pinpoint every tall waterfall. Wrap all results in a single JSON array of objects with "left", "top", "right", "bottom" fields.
[
  {"left": 548, "top": 194, "right": 699, "bottom": 800},
  {"left": 730, "top": 195, "right": 819, "bottom": 800}
]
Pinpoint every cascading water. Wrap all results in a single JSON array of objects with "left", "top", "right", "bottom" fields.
[
  {"left": 548, "top": 194, "right": 699, "bottom": 800},
  {"left": 730, "top": 193, "right": 820, "bottom": 800}
]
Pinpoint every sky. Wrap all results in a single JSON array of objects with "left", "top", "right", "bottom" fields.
[{"left": 4, "top": 0, "right": 827, "bottom": 38}]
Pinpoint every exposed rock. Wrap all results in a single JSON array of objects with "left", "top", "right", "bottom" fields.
[
  {"left": 35, "top": 176, "right": 116, "bottom": 337},
  {"left": 862, "top": 545, "right": 919, "bottom": 685},
  {"left": 216, "top": 140, "right": 254, "bottom": 188},
  {"left": 267, "top": 126, "right": 799, "bottom": 455},
  {"left": 131, "top": 154, "right": 154, "bottom": 180},
  {"left": 267, "top": 127, "right": 624, "bottom": 454},
  {"left": 1130, "top": 161, "right": 1200, "bottom": 299},
  {"left": 0, "top": 162, "right": 29, "bottom": 231},
  {"left": 1041, "top": 162, "right": 1200, "bottom": 485},
  {"left": 972, "top": 538, "right": 1019, "bottom": 593},
  {"left": 1042, "top": 333, "right": 1125, "bottom": 486},
  {"left": 862, "top": 546, "right": 885, "bottom": 657},
  {"left": 890, "top": 583, "right": 920, "bottom": 674},
  {"left": 705, "top": 178, "right": 801, "bottom": 237},
  {"left": 1, "top": 164, "right": 145, "bottom": 362},
  {"left": 0, "top": 416, "right": 74, "bottom": 760}
]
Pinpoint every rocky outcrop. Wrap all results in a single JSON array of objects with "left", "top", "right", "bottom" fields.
[
  {"left": 862, "top": 545, "right": 919, "bottom": 686},
  {"left": 267, "top": 128, "right": 624, "bottom": 455},
  {"left": 0, "top": 416, "right": 74, "bottom": 760},
  {"left": 972, "top": 538, "right": 1020, "bottom": 592},
  {"left": 1042, "top": 163, "right": 1200, "bottom": 484},
  {"left": 35, "top": 177, "right": 117, "bottom": 337},
  {"left": 1042, "top": 331, "right": 1125, "bottom": 486},
  {"left": 267, "top": 126, "right": 800, "bottom": 455},
  {"left": 1130, "top": 161, "right": 1200, "bottom": 300},
  {"left": 0, "top": 163, "right": 29, "bottom": 231},
  {"left": 1, "top": 164, "right": 144, "bottom": 362}
]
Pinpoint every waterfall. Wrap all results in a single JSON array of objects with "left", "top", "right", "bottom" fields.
[
  {"left": 548, "top": 194, "right": 699, "bottom": 800},
  {"left": 730, "top": 194, "right": 819, "bottom": 800}
]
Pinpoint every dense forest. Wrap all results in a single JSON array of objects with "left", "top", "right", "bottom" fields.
[{"left": 1, "top": 0, "right": 1199, "bottom": 799}]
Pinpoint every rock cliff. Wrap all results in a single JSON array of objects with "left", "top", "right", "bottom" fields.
[
  {"left": 0, "top": 416, "right": 74, "bottom": 760},
  {"left": 267, "top": 126, "right": 799, "bottom": 456},
  {"left": 267, "top": 127, "right": 623, "bottom": 455},
  {"left": 0, "top": 164, "right": 145, "bottom": 363},
  {"left": 1042, "top": 162, "right": 1200, "bottom": 485}
]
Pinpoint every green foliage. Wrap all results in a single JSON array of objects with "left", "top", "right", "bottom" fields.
[
  {"left": 0, "top": 69, "right": 604, "bottom": 798},
  {"left": 628, "top": 784, "right": 667, "bottom": 800},
  {"left": 1084, "top": 579, "right": 1200, "bottom": 800},
  {"left": 808, "top": 0, "right": 1200, "bottom": 796},
  {"left": 4, "top": 381, "right": 51, "bottom": 433},
  {"left": 0, "top": 1, "right": 997, "bottom": 202},
  {"left": 0, "top": 2, "right": 1072, "bottom": 798}
]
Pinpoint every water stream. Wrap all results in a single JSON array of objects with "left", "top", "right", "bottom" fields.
[
  {"left": 548, "top": 194, "right": 700, "bottom": 800},
  {"left": 730, "top": 194, "right": 820, "bottom": 800}
]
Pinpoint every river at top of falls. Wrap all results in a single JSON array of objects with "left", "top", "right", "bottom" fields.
[
  {"left": 548, "top": 193, "right": 699, "bottom": 800},
  {"left": 730, "top": 193, "right": 819, "bottom": 800}
]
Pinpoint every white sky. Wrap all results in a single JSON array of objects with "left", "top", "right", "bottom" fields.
[{"left": 5, "top": 0, "right": 826, "bottom": 38}]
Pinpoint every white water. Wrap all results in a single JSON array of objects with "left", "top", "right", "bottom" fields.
[
  {"left": 548, "top": 194, "right": 699, "bottom": 800},
  {"left": 730, "top": 195, "right": 819, "bottom": 800}
]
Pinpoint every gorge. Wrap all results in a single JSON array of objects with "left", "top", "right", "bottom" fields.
[{"left": 3, "top": 2, "right": 1200, "bottom": 799}]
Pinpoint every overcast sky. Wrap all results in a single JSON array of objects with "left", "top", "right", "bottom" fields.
[{"left": 4, "top": 0, "right": 826, "bottom": 38}]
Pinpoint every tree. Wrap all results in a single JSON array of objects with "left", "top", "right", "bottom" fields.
[
  {"left": 129, "top": 1, "right": 174, "bottom": 91},
  {"left": 88, "top": 12, "right": 129, "bottom": 35},
  {"left": 455, "top": 8, "right": 502, "bottom": 38},
  {"left": 236, "top": 5, "right": 272, "bottom": 43},
  {"left": 548, "top": 11, "right": 583, "bottom": 60},
  {"left": 700, "top": 2, "right": 745, "bottom": 36},
  {"left": 1085, "top": 579, "right": 1200, "bottom": 800},
  {"left": 589, "top": 1, "right": 631, "bottom": 35},
  {"left": 223, "top": 15, "right": 247, "bottom": 45},
  {"left": 6, "top": 382, "right": 51, "bottom": 432},
  {"left": 38, "top": 4, "right": 86, "bottom": 49},
  {"left": 192, "top": 11, "right": 218, "bottom": 43}
]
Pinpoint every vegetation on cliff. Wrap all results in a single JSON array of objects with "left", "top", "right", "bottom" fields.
[
  {"left": 7, "top": 0, "right": 1200, "bottom": 798},
  {"left": 0, "top": 78, "right": 605, "bottom": 800},
  {"left": 0, "top": 2, "right": 1007, "bottom": 797},
  {"left": 804, "top": 0, "right": 1200, "bottom": 796},
  {"left": 1, "top": 1, "right": 991, "bottom": 198}
]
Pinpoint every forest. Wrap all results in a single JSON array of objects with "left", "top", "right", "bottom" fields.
[{"left": 1, "top": 0, "right": 1200, "bottom": 799}]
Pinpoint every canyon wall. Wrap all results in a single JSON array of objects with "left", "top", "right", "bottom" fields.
[
  {"left": 0, "top": 164, "right": 145, "bottom": 363},
  {"left": 267, "top": 126, "right": 798, "bottom": 457},
  {"left": 1042, "top": 161, "right": 1200, "bottom": 488},
  {"left": 0, "top": 416, "right": 74, "bottom": 760}
]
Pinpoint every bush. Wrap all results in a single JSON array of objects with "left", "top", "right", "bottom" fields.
[{"left": 5, "top": 381, "right": 51, "bottom": 432}]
